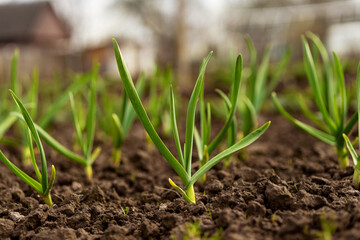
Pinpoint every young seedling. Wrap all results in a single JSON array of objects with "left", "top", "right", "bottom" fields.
[
  {"left": 38, "top": 71, "right": 93, "bottom": 129},
  {"left": 1, "top": 50, "right": 91, "bottom": 163},
  {"left": 111, "top": 74, "right": 145, "bottom": 166},
  {"left": 13, "top": 66, "right": 101, "bottom": 179},
  {"left": 193, "top": 52, "right": 242, "bottom": 182},
  {"left": 313, "top": 215, "right": 336, "bottom": 240},
  {"left": 147, "top": 66, "right": 173, "bottom": 138},
  {"left": 272, "top": 34, "right": 357, "bottom": 169},
  {"left": 21, "top": 67, "right": 39, "bottom": 165},
  {"left": 343, "top": 64, "right": 360, "bottom": 188},
  {"left": 113, "top": 38, "right": 270, "bottom": 203},
  {"left": 240, "top": 35, "right": 291, "bottom": 135},
  {"left": 0, "top": 90, "right": 55, "bottom": 207},
  {"left": 66, "top": 65, "right": 101, "bottom": 178},
  {"left": 0, "top": 51, "right": 19, "bottom": 140},
  {"left": 0, "top": 50, "right": 18, "bottom": 139},
  {"left": 0, "top": 113, "right": 17, "bottom": 141},
  {"left": 97, "top": 79, "right": 117, "bottom": 137},
  {"left": 68, "top": 74, "right": 98, "bottom": 177},
  {"left": 120, "top": 206, "right": 129, "bottom": 215},
  {"left": 0, "top": 50, "right": 39, "bottom": 165},
  {"left": 0, "top": 86, "right": 19, "bottom": 146},
  {"left": 182, "top": 221, "right": 223, "bottom": 240}
]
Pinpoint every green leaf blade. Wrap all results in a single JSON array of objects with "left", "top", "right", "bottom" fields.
[
  {"left": 343, "top": 134, "right": 358, "bottom": 166},
  {"left": 44, "top": 165, "right": 56, "bottom": 196},
  {"left": 112, "top": 38, "right": 189, "bottom": 184},
  {"left": 122, "top": 74, "right": 146, "bottom": 134},
  {"left": 0, "top": 150, "right": 43, "bottom": 194},
  {"left": 26, "top": 129, "right": 42, "bottom": 181},
  {"left": 253, "top": 45, "right": 271, "bottom": 111},
  {"left": 85, "top": 68, "right": 98, "bottom": 159},
  {"left": 333, "top": 52, "right": 347, "bottom": 129},
  {"left": 207, "top": 54, "right": 242, "bottom": 154},
  {"left": 112, "top": 113, "right": 124, "bottom": 149},
  {"left": 39, "top": 73, "right": 92, "bottom": 128},
  {"left": 11, "top": 49, "right": 19, "bottom": 96},
  {"left": 170, "top": 86, "right": 184, "bottom": 166},
  {"left": 184, "top": 52, "right": 212, "bottom": 174},
  {"left": 357, "top": 63, "right": 360, "bottom": 153},
  {"left": 301, "top": 36, "right": 336, "bottom": 134},
  {"left": 10, "top": 90, "right": 48, "bottom": 192},
  {"left": 69, "top": 92, "right": 85, "bottom": 155},
  {"left": 13, "top": 112, "right": 88, "bottom": 166},
  {"left": 0, "top": 115, "right": 17, "bottom": 138},
  {"left": 188, "top": 121, "right": 270, "bottom": 187},
  {"left": 272, "top": 92, "right": 336, "bottom": 145},
  {"left": 306, "top": 32, "right": 335, "bottom": 119}
]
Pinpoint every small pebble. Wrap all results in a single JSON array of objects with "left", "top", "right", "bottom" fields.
[
  {"left": 9, "top": 212, "right": 25, "bottom": 222},
  {"left": 159, "top": 203, "right": 167, "bottom": 211},
  {"left": 71, "top": 182, "right": 82, "bottom": 191}
]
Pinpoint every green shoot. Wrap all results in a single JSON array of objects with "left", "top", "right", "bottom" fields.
[
  {"left": 147, "top": 66, "right": 172, "bottom": 137},
  {"left": 1, "top": 50, "right": 91, "bottom": 167},
  {"left": 181, "top": 221, "right": 223, "bottom": 240},
  {"left": 0, "top": 114, "right": 17, "bottom": 140},
  {"left": 11, "top": 49, "right": 20, "bottom": 96},
  {"left": 28, "top": 67, "right": 39, "bottom": 118},
  {"left": 272, "top": 34, "right": 357, "bottom": 169},
  {"left": 38, "top": 72, "right": 93, "bottom": 129},
  {"left": 113, "top": 38, "right": 270, "bottom": 203},
  {"left": 343, "top": 63, "right": 360, "bottom": 188},
  {"left": 97, "top": 78, "right": 117, "bottom": 137},
  {"left": 111, "top": 73, "right": 145, "bottom": 166},
  {"left": 240, "top": 35, "right": 291, "bottom": 135},
  {"left": 194, "top": 52, "right": 242, "bottom": 183},
  {"left": 0, "top": 90, "right": 55, "bottom": 207},
  {"left": 13, "top": 66, "right": 101, "bottom": 179},
  {"left": 313, "top": 215, "right": 336, "bottom": 240},
  {"left": 0, "top": 50, "right": 20, "bottom": 140},
  {"left": 21, "top": 67, "right": 39, "bottom": 165},
  {"left": 1, "top": 50, "right": 38, "bottom": 166},
  {"left": 67, "top": 65, "right": 100, "bottom": 178},
  {"left": 1, "top": 50, "right": 77, "bottom": 167},
  {"left": 120, "top": 206, "right": 129, "bottom": 215}
]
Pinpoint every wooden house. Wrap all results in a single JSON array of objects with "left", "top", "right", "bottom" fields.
[{"left": 0, "top": 1, "right": 70, "bottom": 81}]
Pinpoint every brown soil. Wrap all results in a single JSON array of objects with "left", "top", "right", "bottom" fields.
[{"left": 1, "top": 114, "right": 360, "bottom": 240}]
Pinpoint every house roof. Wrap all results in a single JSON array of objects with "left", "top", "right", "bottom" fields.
[{"left": 0, "top": 1, "right": 69, "bottom": 43}]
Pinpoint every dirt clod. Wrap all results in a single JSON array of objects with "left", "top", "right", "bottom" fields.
[
  {"left": 0, "top": 218, "right": 14, "bottom": 237},
  {"left": 265, "top": 181, "right": 295, "bottom": 210},
  {"left": 1, "top": 115, "right": 360, "bottom": 239}
]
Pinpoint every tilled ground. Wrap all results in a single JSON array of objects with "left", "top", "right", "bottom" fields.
[{"left": 0, "top": 114, "right": 360, "bottom": 240}]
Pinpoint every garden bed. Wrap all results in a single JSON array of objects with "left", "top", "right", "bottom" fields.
[{"left": 1, "top": 113, "right": 359, "bottom": 240}]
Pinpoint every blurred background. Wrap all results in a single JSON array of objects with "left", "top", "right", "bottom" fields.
[{"left": 0, "top": 0, "right": 359, "bottom": 85}]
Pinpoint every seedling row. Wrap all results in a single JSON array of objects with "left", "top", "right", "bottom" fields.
[{"left": 0, "top": 33, "right": 359, "bottom": 209}]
